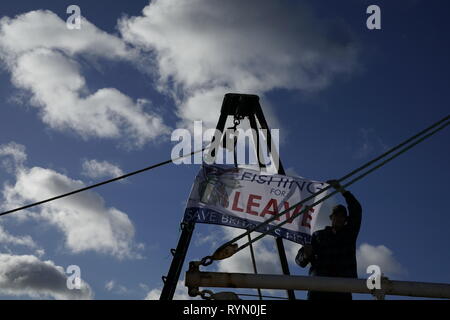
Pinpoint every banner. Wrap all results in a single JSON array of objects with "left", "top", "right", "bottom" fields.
[{"left": 183, "top": 164, "right": 330, "bottom": 245}]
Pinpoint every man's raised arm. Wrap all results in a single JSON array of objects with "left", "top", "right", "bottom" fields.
[{"left": 327, "top": 179, "right": 362, "bottom": 238}]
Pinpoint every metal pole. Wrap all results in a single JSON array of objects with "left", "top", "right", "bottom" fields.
[
  {"left": 274, "top": 237, "right": 295, "bottom": 300},
  {"left": 247, "top": 233, "right": 263, "bottom": 300},
  {"left": 186, "top": 271, "right": 450, "bottom": 299},
  {"left": 160, "top": 221, "right": 195, "bottom": 300},
  {"left": 252, "top": 110, "right": 295, "bottom": 300},
  {"left": 160, "top": 107, "right": 229, "bottom": 300}
]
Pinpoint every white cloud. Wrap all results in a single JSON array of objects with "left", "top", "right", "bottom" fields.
[
  {"left": 0, "top": 143, "right": 45, "bottom": 255},
  {"left": 353, "top": 128, "right": 389, "bottom": 159},
  {"left": 0, "top": 142, "right": 27, "bottom": 172},
  {"left": 194, "top": 227, "right": 221, "bottom": 248},
  {"left": 0, "top": 142, "right": 142, "bottom": 259},
  {"left": 3, "top": 167, "right": 140, "bottom": 259},
  {"left": 0, "top": 253, "right": 92, "bottom": 299},
  {"left": 0, "top": 225, "right": 38, "bottom": 250},
  {"left": 144, "top": 288, "right": 161, "bottom": 300},
  {"left": 35, "top": 249, "right": 45, "bottom": 258},
  {"left": 357, "top": 243, "right": 405, "bottom": 277},
  {"left": 0, "top": 10, "right": 169, "bottom": 147},
  {"left": 0, "top": 10, "right": 130, "bottom": 59},
  {"left": 82, "top": 159, "right": 124, "bottom": 180},
  {"left": 105, "top": 280, "right": 129, "bottom": 295},
  {"left": 120, "top": 0, "right": 358, "bottom": 127},
  {"left": 215, "top": 227, "right": 282, "bottom": 275},
  {"left": 145, "top": 279, "right": 196, "bottom": 300},
  {"left": 0, "top": 142, "right": 27, "bottom": 164},
  {"left": 105, "top": 280, "right": 115, "bottom": 291}
]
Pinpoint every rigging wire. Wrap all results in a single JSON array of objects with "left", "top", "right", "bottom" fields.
[
  {"left": 0, "top": 147, "right": 207, "bottom": 217},
  {"left": 1, "top": 113, "right": 448, "bottom": 260},
  {"left": 247, "top": 233, "right": 263, "bottom": 300},
  {"left": 239, "top": 118, "right": 449, "bottom": 252},
  {"left": 209, "top": 115, "right": 449, "bottom": 258}
]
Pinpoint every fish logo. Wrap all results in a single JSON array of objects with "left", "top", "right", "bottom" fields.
[{"left": 199, "top": 166, "right": 241, "bottom": 207}]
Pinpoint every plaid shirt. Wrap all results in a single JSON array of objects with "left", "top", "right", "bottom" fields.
[{"left": 296, "top": 191, "right": 362, "bottom": 278}]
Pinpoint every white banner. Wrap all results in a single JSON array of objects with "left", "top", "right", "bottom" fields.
[{"left": 183, "top": 164, "right": 330, "bottom": 245}]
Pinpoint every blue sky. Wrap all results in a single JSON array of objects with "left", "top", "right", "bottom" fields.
[{"left": 0, "top": 0, "right": 448, "bottom": 300}]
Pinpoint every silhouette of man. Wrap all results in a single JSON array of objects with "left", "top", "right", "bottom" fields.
[{"left": 296, "top": 179, "right": 362, "bottom": 300}]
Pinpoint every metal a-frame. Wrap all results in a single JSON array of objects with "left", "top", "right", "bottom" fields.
[{"left": 160, "top": 93, "right": 295, "bottom": 300}]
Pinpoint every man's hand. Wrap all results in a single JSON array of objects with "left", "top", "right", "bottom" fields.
[
  {"left": 296, "top": 244, "right": 313, "bottom": 268},
  {"left": 302, "top": 244, "right": 313, "bottom": 258},
  {"left": 326, "top": 179, "right": 346, "bottom": 194}
]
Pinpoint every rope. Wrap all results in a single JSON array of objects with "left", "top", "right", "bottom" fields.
[
  {"left": 240, "top": 117, "right": 449, "bottom": 251},
  {"left": 247, "top": 233, "right": 263, "bottom": 300},
  {"left": 0, "top": 146, "right": 208, "bottom": 217},
  {"left": 209, "top": 115, "right": 449, "bottom": 258}
]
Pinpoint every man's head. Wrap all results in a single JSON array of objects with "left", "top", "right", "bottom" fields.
[{"left": 330, "top": 204, "right": 347, "bottom": 230}]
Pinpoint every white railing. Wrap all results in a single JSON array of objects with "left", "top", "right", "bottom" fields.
[{"left": 186, "top": 271, "right": 450, "bottom": 299}]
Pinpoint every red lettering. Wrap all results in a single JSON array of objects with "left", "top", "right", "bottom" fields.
[
  {"left": 260, "top": 199, "right": 280, "bottom": 221},
  {"left": 301, "top": 207, "right": 315, "bottom": 228},
  {"left": 283, "top": 202, "right": 303, "bottom": 224},
  {"left": 231, "top": 193, "right": 311, "bottom": 224},
  {"left": 231, "top": 192, "right": 244, "bottom": 212},
  {"left": 246, "top": 194, "right": 261, "bottom": 215}
]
